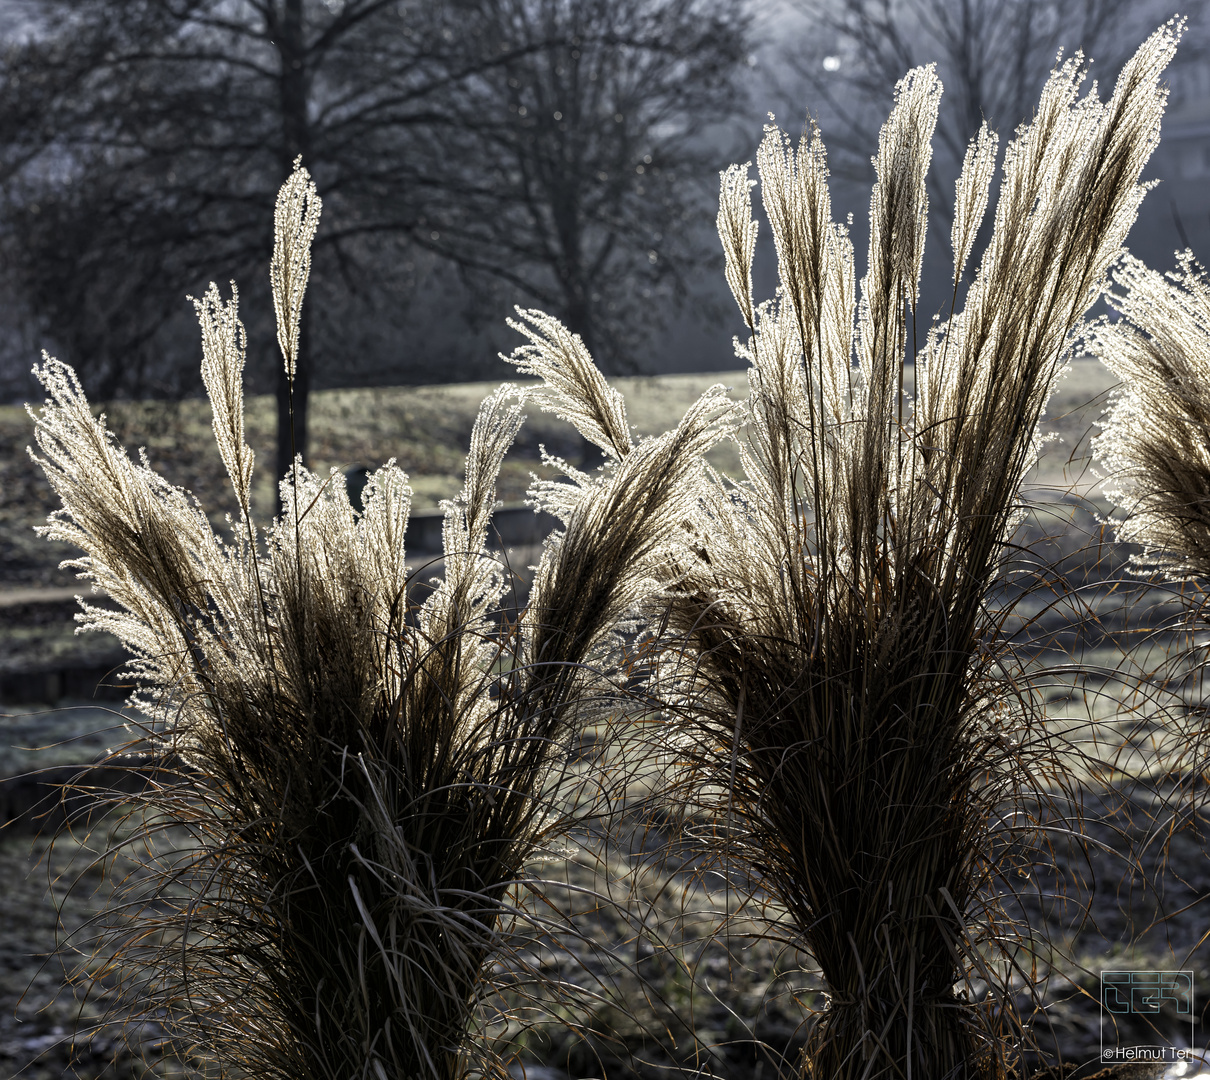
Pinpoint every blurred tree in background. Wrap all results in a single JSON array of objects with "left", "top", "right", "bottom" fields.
[
  {"left": 757, "top": 0, "right": 1210, "bottom": 322},
  {"left": 784, "top": 0, "right": 1148, "bottom": 237},
  {"left": 0, "top": 0, "right": 748, "bottom": 473},
  {"left": 410, "top": 0, "right": 748, "bottom": 373}
]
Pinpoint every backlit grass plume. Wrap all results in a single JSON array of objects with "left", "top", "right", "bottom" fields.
[
  {"left": 1090, "top": 250, "right": 1210, "bottom": 583},
  {"left": 508, "top": 22, "right": 1180, "bottom": 1080},
  {"left": 28, "top": 162, "right": 732, "bottom": 1080}
]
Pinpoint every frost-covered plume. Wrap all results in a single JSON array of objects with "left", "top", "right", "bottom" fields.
[{"left": 271, "top": 155, "right": 320, "bottom": 382}]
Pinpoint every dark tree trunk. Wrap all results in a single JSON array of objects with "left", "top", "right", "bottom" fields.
[{"left": 564, "top": 287, "right": 594, "bottom": 357}]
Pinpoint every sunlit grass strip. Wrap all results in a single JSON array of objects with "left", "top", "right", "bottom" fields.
[
  {"left": 509, "top": 21, "right": 1181, "bottom": 1080},
  {"left": 27, "top": 163, "right": 735, "bottom": 1080}
]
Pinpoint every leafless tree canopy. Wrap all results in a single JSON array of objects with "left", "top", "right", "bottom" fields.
[
  {"left": 0, "top": 0, "right": 749, "bottom": 471},
  {"left": 409, "top": 0, "right": 749, "bottom": 373},
  {"left": 782, "top": 0, "right": 1157, "bottom": 236}
]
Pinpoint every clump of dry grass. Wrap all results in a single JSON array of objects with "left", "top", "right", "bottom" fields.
[
  {"left": 507, "top": 21, "right": 1182, "bottom": 1080},
  {"left": 1087, "top": 246, "right": 1210, "bottom": 951},
  {"left": 1091, "top": 250, "right": 1210, "bottom": 584},
  {"left": 26, "top": 163, "right": 734, "bottom": 1079}
]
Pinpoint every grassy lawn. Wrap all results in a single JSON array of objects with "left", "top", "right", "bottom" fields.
[{"left": 0, "top": 371, "right": 751, "bottom": 591}]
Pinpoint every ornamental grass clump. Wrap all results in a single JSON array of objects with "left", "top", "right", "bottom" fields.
[
  {"left": 28, "top": 163, "right": 733, "bottom": 1080},
  {"left": 507, "top": 22, "right": 1181, "bottom": 1080}
]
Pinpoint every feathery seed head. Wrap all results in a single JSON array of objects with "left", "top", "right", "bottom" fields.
[
  {"left": 717, "top": 161, "right": 758, "bottom": 330},
  {"left": 859, "top": 64, "right": 940, "bottom": 407},
  {"left": 193, "top": 281, "right": 254, "bottom": 510},
  {"left": 272, "top": 156, "right": 321, "bottom": 381},
  {"left": 951, "top": 122, "right": 998, "bottom": 285},
  {"left": 1091, "top": 249, "right": 1210, "bottom": 580},
  {"left": 505, "top": 308, "right": 634, "bottom": 460}
]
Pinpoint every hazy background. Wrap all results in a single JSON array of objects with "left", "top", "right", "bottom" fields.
[{"left": 0, "top": 0, "right": 1207, "bottom": 417}]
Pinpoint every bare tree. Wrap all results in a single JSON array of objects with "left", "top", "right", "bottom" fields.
[
  {"left": 395, "top": 0, "right": 750, "bottom": 373},
  {"left": 780, "top": 0, "right": 1154, "bottom": 242},
  {"left": 1, "top": 1, "right": 463, "bottom": 478}
]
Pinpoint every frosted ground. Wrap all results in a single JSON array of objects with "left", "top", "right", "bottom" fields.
[{"left": 2, "top": 360, "right": 1209, "bottom": 1078}]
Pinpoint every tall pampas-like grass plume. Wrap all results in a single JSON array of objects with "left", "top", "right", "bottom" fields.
[
  {"left": 507, "top": 21, "right": 1182, "bottom": 1080},
  {"left": 27, "top": 161, "right": 735, "bottom": 1079},
  {"left": 1091, "top": 251, "right": 1210, "bottom": 584}
]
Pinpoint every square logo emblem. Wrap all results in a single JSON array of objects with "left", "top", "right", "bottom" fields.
[{"left": 1101, "top": 970, "right": 1195, "bottom": 1065}]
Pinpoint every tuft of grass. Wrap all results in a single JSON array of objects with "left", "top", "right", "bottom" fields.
[
  {"left": 25, "top": 162, "right": 735, "bottom": 1079},
  {"left": 506, "top": 20, "right": 1183, "bottom": 1080}
]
